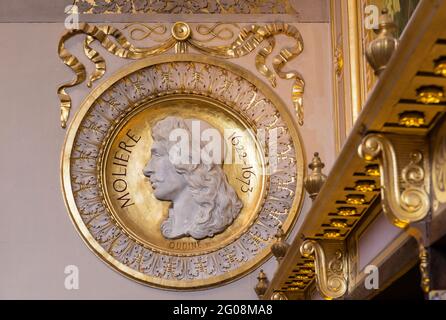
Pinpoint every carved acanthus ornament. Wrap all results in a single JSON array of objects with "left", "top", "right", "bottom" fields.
[
  {"left": 194, "top": 23, "right": 241, "bottom": 42},
  {"left": 358, "top": 134, "right": 429, "bottom": 228},
  {"left": 407, "top": 227, "right": 431, "bottom": 293},
  {"left": 300, "top": 240, "right": 347, "bottom": 300},
  {"left": 418, "top": 243, "right": 430, "bottom": 293},
  {"left": 58, "top": 22, "right": 305, "bottom": 128},
  {"left": 270, "top": 291, "right": 288, "bottom": 300},
  {"left": 74, "top": 0, "right": 297, "bottom": 14}
]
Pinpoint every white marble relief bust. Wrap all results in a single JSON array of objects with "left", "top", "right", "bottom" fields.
[{"left": 143, "top": 116, "right": 243, "bottom": 240}]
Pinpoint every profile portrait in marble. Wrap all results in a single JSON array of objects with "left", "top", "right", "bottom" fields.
[{"left": 143, "top": 116, "right": 243, "bottom": 240}]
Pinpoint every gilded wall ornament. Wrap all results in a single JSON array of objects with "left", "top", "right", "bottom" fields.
[
  {"left": 358, "top": 134, "right": 429, "bottom": 228},
  {"left": 418, "top": 244, "right": 430, "bottom": 293},
  {"left": 416, "top": 85, "right": 444, "bottom": 104},
  {"left": 58, "top": 22, "right": 305, "bottom": 128},
  {"left": 334, "top": 35, "right": 344, "bottom": 78},
  {"left": 61, "top": 55, "right": 305, "bottom": 289},
  {"left": 195, "top": 23, "right": 241, "bottom": 42},
  {"left": 123, "top": 23, "right": 168, "bottom": 41},
  {"left": 407, "top": 227, "right": 431, "bottom": 294}
]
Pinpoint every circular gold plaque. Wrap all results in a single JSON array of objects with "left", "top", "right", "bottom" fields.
[{"left": 62, "top": 54, "right": 305, "bottom": 290}]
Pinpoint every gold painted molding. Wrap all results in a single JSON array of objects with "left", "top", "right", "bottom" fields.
[
  {"left": 330, "top": 0, "right": 378, "bottom": 153},
  {"left": 358, "top": 133, "right": 429, "bottom": 228},
  {"left": 57, "top": 22, "right": 305, "bottom": 128},
  {"left": 300, "top": 240, "right": 347, "bottom": 300}
]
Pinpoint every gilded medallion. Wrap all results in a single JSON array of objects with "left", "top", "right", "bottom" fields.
[{"left": 61, "top": 54, "right": 305, "bottom": 289}]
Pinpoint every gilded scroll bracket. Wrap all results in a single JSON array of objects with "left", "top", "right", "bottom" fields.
[
  {"left": 358, "top": 133, "right": 430, "bottom": 228},
  {"left": 358, "top": 133, "right": 431, "bottom": 293},
  {"left": 300, "top": 239, "right": 347, "bottom": 300}
]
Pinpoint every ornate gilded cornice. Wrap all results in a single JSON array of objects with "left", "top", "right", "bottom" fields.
[
  {"left": 358, "top": 133, "right": 429, "bottom": 228},
  {"left": 74, "top": 0, "right": 297, "bottom": 14},
  {"left": 58, "top": 22, "right": 305, "bottom": 128},
  {"left": 300, "top": 240, "right": 347, "bottom": 300}
]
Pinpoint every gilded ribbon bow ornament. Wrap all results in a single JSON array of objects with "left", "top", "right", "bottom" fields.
[
  {"left": 188, "top": 23, "right": 305, "bottom": 125},
  {"left": 57, "top": 22, "right": 305, "bottom": 128}
]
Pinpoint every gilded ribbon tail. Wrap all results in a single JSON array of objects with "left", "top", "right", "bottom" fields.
[
  {"left": 57, "top": 28, "right": 87, "bottom": 128},
  {"left": 255, "top": 35, "right": 277, "bottom": 88},
  {"left": 271, "top": 23, "right": 305, "bottom": 125},
  {"left": 292, "top": 76, "right": 305, "bottom": 126},
  {"left": 84, "top": 35, "right": 106, "bottom": 88}
]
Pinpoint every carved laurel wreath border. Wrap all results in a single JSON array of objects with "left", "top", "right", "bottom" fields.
[{"left": 57, "top": 22, "right": 305, "bottom": 128}]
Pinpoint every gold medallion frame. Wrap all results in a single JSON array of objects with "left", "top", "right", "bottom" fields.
[{"left": 61, "top": 54, "right": 305, "bottom": 290}]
